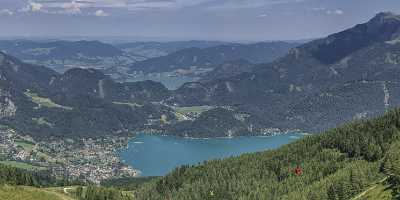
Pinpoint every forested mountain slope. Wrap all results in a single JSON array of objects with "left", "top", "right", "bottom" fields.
[
  {"left": 0, "top": 52, "right": 176, "bottom": 138},
  {"left": 167, "top": 12, "right": 400, "bottom": 135},
  {"left": 134, "top": 109, "right": 400, "bottom": 200},
  {"left": 0, "top": 40, "right": 142, "bottom": 73},
  {"left": 0, "top": 40, "right": 123, "bottom": 60},
  {"left": 128, "top": 42, "right": 298, "bottom": 74},
  {"left": 116, "top": 40, "right": 231, "bottom": 58}
]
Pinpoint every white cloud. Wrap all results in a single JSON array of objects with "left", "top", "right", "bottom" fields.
[
  {"left": 62, "top": 1, "right": 82, "bottom": 14},
  {"left": 31, "top": 2, "right": 43, "bottom": 12},
  {"left": 0, "top": 9, "right": 13, "bottom": 16},
  {"left": 15, "top": 0, "right": 308, "bottom": 15},
  {"left": 258, "top": 14, "right": 268, "bottom": 18},
  {"left": 95, "top": 9, "right": 109, "bottom": 17},
  {"left": 20, "top": 1, "right": 43, "bottom": 12},
  {"left": 326, "top": 9, "right": 344, "bottom": 15},
  {"left": 206, "top": 0, "right": 304, "bottom": 11},
  {"left": 310, "top": 7, "right": 326, "bottom": 11},
  {"left": 19, "top": 0, "right": 212, "bottom": 11},
  {"left": 21, "top": 0, "right": 293, "bottom": 12}
]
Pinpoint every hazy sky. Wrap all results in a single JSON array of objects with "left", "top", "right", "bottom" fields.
[{"left": 0, "top": 0, "right": 400, "bottom": 41}]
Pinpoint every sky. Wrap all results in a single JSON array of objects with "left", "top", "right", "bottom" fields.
[{"left": 0, "top": 0, "right": 400, "bottom": 41}]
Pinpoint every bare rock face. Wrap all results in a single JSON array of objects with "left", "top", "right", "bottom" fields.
[
  {"left": 0, "top": 89, "right": 16, "bottom": 118},
  {"left": 0, "top": 53, "right": 5, "bottom": 65}
]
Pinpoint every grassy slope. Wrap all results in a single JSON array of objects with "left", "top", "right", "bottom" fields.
[
  {"left": 0, "top": 185, "right": 75, "bottom": 200},
  {"left": 24, "top": 90, "right": 73, "bottom": 110},
  {"left": 15, "top": 140, "right": 35, "bottom": 152},
  {"left": 0, "top": 161, "right": 47, "bottom": 171},
  {"left": 357, "top": 182, "right": 393, "bottom": 200},
  {"left": 173, "top": 106, "right": 214, "bottom": 114}
]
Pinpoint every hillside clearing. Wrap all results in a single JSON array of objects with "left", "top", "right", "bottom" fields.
[
  {"left": 351, "top": 178, "right": 392, "bottom": 200},
  {"left": 0, "top": 161, "right": 47, "bottom": 171},
  {"left": 24, "top": 90, "right": 73, "bottom": 110},
  {"left": 0, "top": 185, "right": 75, "bottom": 200}
]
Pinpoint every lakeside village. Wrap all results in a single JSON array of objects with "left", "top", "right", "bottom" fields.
[{"left": 0, "top": 127, "right": 138, "bottom": 184}]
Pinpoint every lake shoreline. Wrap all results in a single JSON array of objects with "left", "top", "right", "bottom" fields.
[
  {"left": 136, "top": 127, "right": 307, "bottom": 140},
  {"left": 119, "top": 132, "right": 304, "bottom": 177}
]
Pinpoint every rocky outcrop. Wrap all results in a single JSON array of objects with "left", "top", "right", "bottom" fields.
[{"left": 0, "top": 89, "right": 16, "bottom": 118}]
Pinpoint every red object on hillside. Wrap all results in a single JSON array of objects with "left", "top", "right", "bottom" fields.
[{"left": 294, "top": 166, "right": 302, "bottom": 176}]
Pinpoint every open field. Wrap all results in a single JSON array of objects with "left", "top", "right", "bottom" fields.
[
  {"left": 24, "top": 90, "right": 73, "bottom": 110},
  {"left": 32, "top": 117, "right": 54, "bottom": 127},
  {"left": 113, "top": 101, "right": 143, "bottom": 108},
  {"left": 0, "top": 161, "right": 47, "bottom": 171},
  {"left": 0, "top": 185, "right": 75, "bottom": 200},
  {"left": 15, "top": 139, "right": 35, "bottom": 152},
  {"left": 358, "top": 183, "right": 393, "bottom": 200},
  {"left": 173, "top": 106, "right": 214, "bottom": 114},
  {"left": 172, "top": 105, "right": 215, "bottom": 121}
]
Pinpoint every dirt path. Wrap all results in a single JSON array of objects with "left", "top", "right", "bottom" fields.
[
  {"left": 43, "top": 187, "right": 75, "bottom": 200},
  {"left": 63, "top": 187, "right": 73, "bottom": 194},
  {"left": 351, "top": 177, "right": 388, "bottom": 200}
]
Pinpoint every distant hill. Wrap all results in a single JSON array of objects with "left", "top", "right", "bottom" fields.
[
  {"left": 117, "top": 40, "right": 231, "bottom": 58},
  {"left": 166, "top": 12, "right": 400, "bottom": 136},
  {"left": 198, "top": 59, "right": 255, "bottom": 82},
  {"left": 127, "top": 41, "right": 299, "bottom": 74},
  {"left": 0, "top": 40, "right": 123, "bottom": 60},
  {"left": 0, "top": 40, "right": 142, "bottom": 73}
]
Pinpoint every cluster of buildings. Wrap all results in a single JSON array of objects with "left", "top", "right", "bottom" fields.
[
  {"left": 0, "top": 127, "right": 138, "bottom": 184},
  {"left": 0, "top": 129, "right": 33, "bottom": 161},
  {"left": 39, "top": 136, "right": 138, "bottom": 184}
]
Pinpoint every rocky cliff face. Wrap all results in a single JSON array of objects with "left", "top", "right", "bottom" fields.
[{"left": 0, "top": 88, "right": 16, "bottom": 119}]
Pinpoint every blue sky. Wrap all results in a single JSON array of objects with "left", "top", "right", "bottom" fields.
[{"left": 0, "top": 0, "right": 400, "bottom": 41}]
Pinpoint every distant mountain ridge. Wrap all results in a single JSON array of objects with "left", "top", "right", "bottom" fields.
[
  {"left": 0, "top": 40, "right": 124, "bottom": 60},
  {"left": 127, "top": 41, "right": 300, "bottom": 74},
  {"left": 199, "top": 59, "right": 255, "bottom": 82},
  {"left": 0, "top": 40, "right": 143, "bottom": 73},
  {"left": 117, "top": 40, "right": 231, "bottom": 58},
  {"left": 165, "top": 12, "right": 400, "bottom": 136},
  {"left": 303, "top": 11, "right": 400, "bottom": 65}
]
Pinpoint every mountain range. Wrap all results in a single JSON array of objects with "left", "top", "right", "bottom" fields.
[
  {"left": 0, "top": 40, "right": 297, "bottom": 87},
  {"left": 116, "top": 40, "right": 231, "bottom": 58},
  {"left": 127, "top": 41, "right": 299, "bottom": 75},
  {"left": 1, "top": 12, "right": 400, "bottom": 138},
  {"left": 0, "top": 40, "right": 144, "bottom": 73},
  {"left": 165, "top": 12, "right": 400, "bottom": 136},
  {"left": 0, "top": 52, "right": 176, "bottom": 137}
]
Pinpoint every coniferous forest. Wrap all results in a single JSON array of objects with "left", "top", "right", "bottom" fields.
[{"left": 0, "top": 164, "right": 60, "bottom": 187}]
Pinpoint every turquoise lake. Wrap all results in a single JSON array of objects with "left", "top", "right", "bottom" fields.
[{"left": 120, "top": 133, "right": 304, "bottom": 176}]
